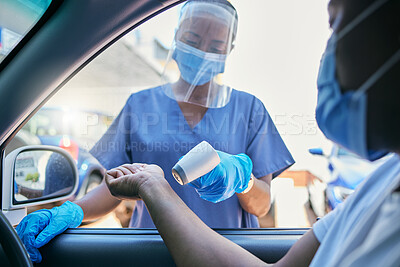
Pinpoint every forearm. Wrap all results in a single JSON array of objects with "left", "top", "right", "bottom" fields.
[
  {"left": 237, "top": 174, "right": 272, "bottom": 217},
  {"left": 140, "top": 180, "right": 268, "bottom": 267},
  {"left": 274, "top": 230, "right": 320, "bottom": 267},
  {"left": 74, "top": 181, "right": 121, "bottom": 221}
]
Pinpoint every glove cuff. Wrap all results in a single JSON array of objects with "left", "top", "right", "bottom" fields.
[
  {"left": 63, "top": 201, "right": 84, "bottom": 227},
  {"left": 240, "top": 174, "right": 255, "bottom": 194},
  {"left": 234, "top": 153, "right": 253, "bottom": 194}
]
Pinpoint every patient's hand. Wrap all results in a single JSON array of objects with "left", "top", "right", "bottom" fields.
[{"left": 105, "top": 163, "right": 165, "bottom": 200}]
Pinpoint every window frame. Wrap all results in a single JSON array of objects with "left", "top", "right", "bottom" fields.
[{"left": 0, "top": 0, "right": 63, "bottom": 72}]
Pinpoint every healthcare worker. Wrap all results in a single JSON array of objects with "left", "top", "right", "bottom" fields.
[
  {"left": 90, "top": 0, "right": 294, "bottom": 229},
  {"left": 16, "top": 0, "right": 294, "bottom": 262},
  {"left": 104, "top": 0, "right": 400, "bottom": 266}
]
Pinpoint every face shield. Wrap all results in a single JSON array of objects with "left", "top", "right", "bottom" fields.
[{"left": 161, "top": 0, "right": 238, "bottom": 108}]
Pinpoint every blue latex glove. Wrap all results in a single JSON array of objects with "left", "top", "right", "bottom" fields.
[
  {"left": 189, "top": 151, "right": 253, "bottom": 203},
  {"left": 16, "top": 201, "right": 83, "bottom": 263}
]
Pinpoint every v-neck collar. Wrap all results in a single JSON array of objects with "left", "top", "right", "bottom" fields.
[
  {"left": 173, "top": 97, "right": 210, "bottom": 131},
  {"left": 162, "top": 84, "right": 211, "bottom": 131},
  {"left": 161, "top": 84, "right": 236, "bottom": 131}
]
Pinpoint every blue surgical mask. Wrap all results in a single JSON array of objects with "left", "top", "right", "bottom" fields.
[
  {"left": 172, "top": 40, "right": 226, "bottom": 86},
  {"left": 316, "top": 0, "right": 400, "bottom": 161}
]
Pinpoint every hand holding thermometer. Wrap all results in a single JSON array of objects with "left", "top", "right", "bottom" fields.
[{"left": 172, "top": 141, "right": 220, "bottom": 185}]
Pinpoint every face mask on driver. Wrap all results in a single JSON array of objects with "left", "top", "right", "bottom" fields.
[{"left": 316, "top": 0, "right": 400, "bottom": 161}]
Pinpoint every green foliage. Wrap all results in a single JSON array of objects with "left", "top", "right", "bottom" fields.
[{"left": 25, "top": 172, "right": 40, "bottom": 182}]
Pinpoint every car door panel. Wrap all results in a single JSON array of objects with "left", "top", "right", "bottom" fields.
[
  {"left": 0, "top": 229, "right": 304, "bottom": 266},
  {"left": 28, "top": 229, "right": 304, "bottom": 266}
]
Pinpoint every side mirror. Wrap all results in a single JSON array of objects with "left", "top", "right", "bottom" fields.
[
  {"left": 308, "top": 148, "right": 325, "bottom": 156},
  {"left": 2, "top": 146, "right": 79, "bottom": 225}
]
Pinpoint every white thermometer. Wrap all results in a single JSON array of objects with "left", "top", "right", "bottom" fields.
[{"left": 172, "top": 141, "right": 220, "bottom": 185}]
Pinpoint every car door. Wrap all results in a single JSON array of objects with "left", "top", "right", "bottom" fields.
[{"left": 0, "top": 0, "right": 325, "bottom": 265}]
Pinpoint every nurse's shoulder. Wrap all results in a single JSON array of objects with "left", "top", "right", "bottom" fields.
[
  {"left": 124, "top": 86, "right": 166, "bottom": 107},
  {"left": 230, "top": 89, "right": 268, "bottom": 114}
]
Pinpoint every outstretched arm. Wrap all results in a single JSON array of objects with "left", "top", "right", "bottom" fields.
[
  {"left": 105, "top": 164, "right": 320, "bottom": 267},
  {"left": 74, "top": 180, "right": 121, "bottom": 222}
]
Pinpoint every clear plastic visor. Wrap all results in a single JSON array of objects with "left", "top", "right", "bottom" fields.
[{"left": 161, "top": 2, "right": 237, "bottom": 108}]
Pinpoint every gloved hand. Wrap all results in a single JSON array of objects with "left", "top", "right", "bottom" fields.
[
  {"left": 189, "top": 151, "right": 253, "bottom": 203},
  {"left": 16, "top": 201, "right": 83, "bottom": 263}
]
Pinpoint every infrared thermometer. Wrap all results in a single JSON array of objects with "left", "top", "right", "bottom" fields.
[{"left": 172, "top": 141, "right": 220, "bottom": 185}]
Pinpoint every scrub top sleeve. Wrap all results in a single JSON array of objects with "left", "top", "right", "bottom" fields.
[
  {"left": 90, "top": 96, "right": 135, "bottom": 169},
  {"left": 246, "top": 100, "right": 294, "bottom": 178}
]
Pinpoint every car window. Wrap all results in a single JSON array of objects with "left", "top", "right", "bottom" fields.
[
  {"left": 0, "top": 0, "right": 52, "bottom": 64},
  {"left": 7, "top": 1, "right": 336, "bottom": 229},
  {"left": 23, "top": 109, "right": 113, "bottom": 150}
]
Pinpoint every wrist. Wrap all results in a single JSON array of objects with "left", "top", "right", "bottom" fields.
[
  {"left": 240, "top": 174, "right": 255, "bottom": 194},
  {"left": 138, "top": 175, "right": 170, "bottom": 200}
]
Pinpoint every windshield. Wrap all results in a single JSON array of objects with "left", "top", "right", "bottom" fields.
[{"left": 0, "top": 0, "right": 52, "bottom": 64}]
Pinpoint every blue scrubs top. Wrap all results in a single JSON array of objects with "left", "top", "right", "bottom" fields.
[{"left": 90, "top": 86, "right": 294, "bottom": 228}]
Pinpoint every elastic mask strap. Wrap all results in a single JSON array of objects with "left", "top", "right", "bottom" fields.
[
  {"left": 355, "top": 49, "right": 400, "bottom": 97},
  {"left": 337, "top": 0, "right": 391, "bottom": 40}
]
